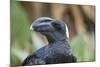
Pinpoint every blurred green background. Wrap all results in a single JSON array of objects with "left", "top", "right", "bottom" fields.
[{"left": 11, "top": 0, "right": 95, "bottom": 66}]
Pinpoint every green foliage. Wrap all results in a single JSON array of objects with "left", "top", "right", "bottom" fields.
[
  {"left": 11, "top": 52, "right": 21, "bottom": 66},
  {"left": 71, "top": 32, "right": 95, "bottom": 62},
  {"left": 11, "top": 0, "right": 31, "bottom": 49},
  {"left": 11, "top": 0, "right": 32, "bottom": 66}
]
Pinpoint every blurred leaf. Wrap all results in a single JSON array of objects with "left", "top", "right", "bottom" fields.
[
  {"left": 12, "top": 48, "right": 29, "bottom": 61},
  {"left": 71, "top": 32, "right": 87, "bottom": 61},
  {"left": 11, "top": 0, "right": 31, "bottom": 65},
  {"left": 11, "top": 0, "right": 31, "bottom": 49},
  {"left": 11, "top": 53, "right": 21, "bottom": 66},
  {"left": 11, "top": 48, "right": 29, "bottom": 66}
]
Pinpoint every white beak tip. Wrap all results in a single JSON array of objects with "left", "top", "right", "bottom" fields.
[{"left": 30, "top": 25, "right": 34, "bottom": 31}]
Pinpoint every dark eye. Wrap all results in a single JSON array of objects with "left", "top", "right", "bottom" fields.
[{"left": 52, "top": 22, "right": 61, "bottom": 30}]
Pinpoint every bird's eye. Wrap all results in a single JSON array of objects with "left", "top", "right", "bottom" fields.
[{"left": 51, "top": 22, "right": 61, "bottom": 30}]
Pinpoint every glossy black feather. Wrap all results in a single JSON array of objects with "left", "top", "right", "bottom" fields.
[{"left": 22, "top": 17, "right": 77, "bottom": 66}]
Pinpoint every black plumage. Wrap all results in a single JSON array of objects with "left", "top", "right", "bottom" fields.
[{"left": 22, "top": 17, "right": 77, "bottom": 66}]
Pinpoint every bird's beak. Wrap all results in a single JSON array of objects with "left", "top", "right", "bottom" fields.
[{"left": 30, "top": 25, "right": 34, "bottom": 31}]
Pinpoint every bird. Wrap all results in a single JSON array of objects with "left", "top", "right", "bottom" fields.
[{"left": 22, "top": 17, "right": 77, "bottom": 66}]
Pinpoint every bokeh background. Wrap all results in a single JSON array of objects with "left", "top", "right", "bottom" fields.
[{"left": 11, "top": 0, "right": 95, "bottom": 66}]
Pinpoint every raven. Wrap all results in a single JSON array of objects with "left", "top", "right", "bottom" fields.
[{"left": 22, "top": 17, "right": 77, "bottom": 66}]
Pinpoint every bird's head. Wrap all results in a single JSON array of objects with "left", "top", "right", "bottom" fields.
[{"left": 30, "top": 17, "right": 69, "bottom": 43}]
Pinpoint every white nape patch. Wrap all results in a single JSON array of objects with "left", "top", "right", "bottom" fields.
[{"left": 65, "top": 24, "right": 69, "bottom": 38}]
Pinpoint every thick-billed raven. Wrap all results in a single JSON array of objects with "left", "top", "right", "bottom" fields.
[{"left": 22, "top": 17, "right": 77, "bottom": 66}]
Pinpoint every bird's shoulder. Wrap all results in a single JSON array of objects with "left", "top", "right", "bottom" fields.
[
  {"left": 34, "top": 46, "right": 47, "bottom": 58},
  {"left": 22, "top": 46, "right": 47, "bottom": 65}
]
